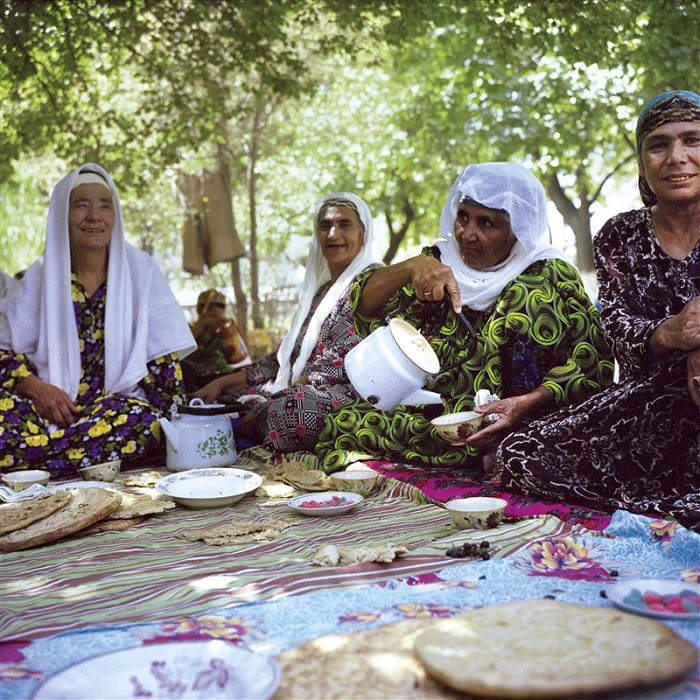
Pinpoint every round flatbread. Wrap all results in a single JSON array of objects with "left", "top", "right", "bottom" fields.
[
  {"left": 105, "top": 490, "right": 175, "bottom": 519},
  {"left": 274, "top": 619, "right": 458, "bottom": 699},
  {"left": 0, "top": 491, "right": 72, "bottom": 536},
  {"left": 414, "top": 599, "right": 698, "bottom": 698},
  {"left": 0, "top": 488, "right": 122, "bottom": 552}
]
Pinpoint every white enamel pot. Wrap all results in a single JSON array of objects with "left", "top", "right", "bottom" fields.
[
  {"left": 344, "top": 318, "right": 442, "bottom": 411},
  {"left": 159, "top": 398, "right": 239, "bottom": 472}
]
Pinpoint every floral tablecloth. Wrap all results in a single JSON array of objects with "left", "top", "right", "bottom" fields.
[{"left": 2, "top": 510, "right": 699, "bottom": 699}]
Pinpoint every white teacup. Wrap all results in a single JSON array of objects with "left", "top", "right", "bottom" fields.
[{"left": 431, "top": 411, "right": 483, "bottom": 446}]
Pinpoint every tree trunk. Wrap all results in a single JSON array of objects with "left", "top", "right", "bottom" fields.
[
  {"left": 382, "top": 197, "right": 416, "bottom": 264},
  {"left": 547, "top": 173, "right": 594, "bottom": 272},
  {"left": 247, "top": 101, "right": 264, "bottom": 329},
  {"left": 216, "top": 141, "right": 248, "bottom": 340}
]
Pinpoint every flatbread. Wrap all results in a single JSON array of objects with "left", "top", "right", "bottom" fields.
[
  {"left": 0, "top": 488, "right": 122, "bottom": 552},
  {"left": 176, "top": 516, "right": 297, "bottom": 546},
  {"left": 274, "top": 619, "right": 458, "bottom": 699},
  {"left": 258, "top": 462, "right": 332, "bottom": 492},
  {"left": 0, "top": 491, "right": 72, "bottom": 536},
  {"left": 313, "top": 542, "right": 409, "bottom": 566},
  {"left": 122, "top": 471, "right": 163, "bottom": 487},
  {"left": 105, "top": 490, "right": 175, "bottom": 519},
  {"left": 82, "top": 516, "right": 144, "bottom": 534},
  {"left": 414, "top": 599, "right": 698, "bottom": 698}
]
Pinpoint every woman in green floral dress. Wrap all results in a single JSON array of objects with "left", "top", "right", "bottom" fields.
[{"left": 316, "top": 163, "right": 614, "bottom": 473}]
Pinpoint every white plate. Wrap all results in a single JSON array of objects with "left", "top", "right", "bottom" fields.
[
  {"left": 287, "top": 491, "right": 363, "bottom": 517},
  {"left": 49, "top": 480, "right": 120, "bottom": 492},
  {"left": 155, "top": 467, "right": 262, "bottom": 508},
  {"left": 607, "top": 578, "right": 700, "bottom": 620},
  {"left": 33, "top": 640, "right": 279, "bottom": 699}
]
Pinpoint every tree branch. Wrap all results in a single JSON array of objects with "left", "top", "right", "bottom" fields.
[{"left": 590, "top": 152, "right": 637, "bottom": 205}]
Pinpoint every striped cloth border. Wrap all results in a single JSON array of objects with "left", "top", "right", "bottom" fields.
[{"left": 0, "top": 471, "right": 592, "bottom": 642}]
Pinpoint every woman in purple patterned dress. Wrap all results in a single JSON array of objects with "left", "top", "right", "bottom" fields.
[
  {"left": 497, "top": 91, "right": 700, "bottom": 528},
  {"left": 0, "top": 165, "right": 196, "bottom": 476},
  {"left": 194, "top": 192, "right": 379, "bottom": 452}
]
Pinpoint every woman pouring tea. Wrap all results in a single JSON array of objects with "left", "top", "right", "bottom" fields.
[{"left": 316, "top": 162, "right": 614, "bottom": 472}]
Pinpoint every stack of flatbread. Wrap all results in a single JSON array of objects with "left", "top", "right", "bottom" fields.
[
  {"left": 257, "top": 461, "right": 333, "bottom": 495},
  {"left": 274, "top": 599, "right": 698, "bottom": 699},
  {"left": 0, "top": 486, "right": 176, "bottom": 551}
]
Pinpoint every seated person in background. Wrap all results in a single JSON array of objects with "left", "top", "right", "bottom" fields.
[
  {"left": 182, "top": 288, "right": 249, "bottom": 392},
  {"left": 0, "top": 164, "right": 195, "bottom": 476},
  {"left": 316, "top": 162, "right": 614, "bottom": 473},
  {"left": 498, "top": 90, "right": 700, "bottom": 529},
  {"left": 194, "top": 192, "right": 380, "bottom": 452}
]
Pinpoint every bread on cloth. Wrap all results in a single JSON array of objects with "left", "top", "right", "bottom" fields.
[
  {"left": 414, "top": 598, "right": 698, "bottom": 698},
  {"left": 0, "top": 490, "right": 72, "bottom": 536},
  {"left": 0, "top": 488, "right": 122, "bottom": 552},
  {"left": 274, "top": 619, "right": 459, "bottom": 699}
]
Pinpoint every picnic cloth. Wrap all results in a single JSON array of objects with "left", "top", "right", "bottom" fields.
[{"left": 2, "top": 510, "right": 698, "bottom": 699}]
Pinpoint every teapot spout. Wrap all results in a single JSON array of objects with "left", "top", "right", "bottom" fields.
[
  {"left": 402, "top": 389, "right": 443, "bottom": 406},
  {"left": 159, "top": 417, "right": 179, "bottom": 452}
]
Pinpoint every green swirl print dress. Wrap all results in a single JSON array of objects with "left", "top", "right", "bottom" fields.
[{"left": 316, "top": 248, "right": 614, "bottom": 473}]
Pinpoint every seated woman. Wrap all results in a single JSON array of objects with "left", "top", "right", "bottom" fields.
[
  {"left": 181, "top": 288, "right": 249, "bottom": 392},
  {"left": 0, "top": 164, "right": 195, "bottom": 476},
  {"left": 498, "top": 91, "right": 700, "bottom": 529},
  {"left": 316, "top": 162, "right": 614, "bottom": 472},
  {"left": 194, "top": 192, "right": 379, "bottom": 452}
]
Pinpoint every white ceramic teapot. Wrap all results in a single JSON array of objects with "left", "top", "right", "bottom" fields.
[
  {"left": 159, "top": 398, "right": 239, "bottom": 472},
  {"left": 344, "top": 318, "right": 443, "bottom": 411}
]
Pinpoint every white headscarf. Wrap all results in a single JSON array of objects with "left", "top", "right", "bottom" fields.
[
  {"left": 434, "top": 162, "right": 564, "bottom": 311},
  {"left": 262, "top": 192, "right": 378, "bottom": 394},
  {"left": 0, "top": 163, "right": 196, "bottom": 400}
]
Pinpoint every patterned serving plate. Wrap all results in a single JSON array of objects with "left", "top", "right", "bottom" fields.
[
  {"left": 33, "top": 640, "right": 279, "bottom": 699},
  {"left": 155, "top": 468, "right": 262, "bottom": 508},
  {"left": 607, "top": 578, "right": 700, "bottom": 620},
  {"left": 287, "top": 491, "right": 363, "bottom": 517}
]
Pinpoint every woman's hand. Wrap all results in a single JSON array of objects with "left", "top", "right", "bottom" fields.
[
  {"left": 688, "top": 348, "right": 700, "bottom": 407},
  {"left": 15, "top": 374, "right": 80, "bottom": 427},
  {"left": 653, "top": 297, "right": 700, "bottom": 353},
  {"left": 192, "top": 371, "right": 247, "bottom": 403},
  {"left": 465, "top": 386, "right": 553, "bottom": 449}
]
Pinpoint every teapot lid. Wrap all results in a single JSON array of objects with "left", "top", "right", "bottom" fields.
[{"left": 177, "top": 398, "right": 237, "bottom": 416}]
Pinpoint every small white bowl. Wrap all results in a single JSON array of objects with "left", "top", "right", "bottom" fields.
[
  {"left": 445, "top": 497, "right": 507, "bottom": 530},
  {"left": 287, "top": 491, "right": 363, "bottom": 517},
  {"left": 330, "top": 469, "right": 379, "bottom": 496},
  {"left": 1, "top": 469, "right": 51, "bottom": 491},
  {"left": 78, "top": 460, "right": 121, "bottom": 482},
  {"left": 431, "top": 411, "right": 483, "bottom": 445}
]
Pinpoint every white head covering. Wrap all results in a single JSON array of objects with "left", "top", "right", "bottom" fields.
[
  {"left": 434, "top": 162, "right": 564, "bottom": 311},
  {"left": 0, "top": 163, "right": 196, "bottom": 400},
  {"left": 262, "top": 192, "right": 378, "bottom": 393}
]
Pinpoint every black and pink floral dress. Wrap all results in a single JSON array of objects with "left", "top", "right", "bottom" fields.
[{"left": 498, "top": 208, "right": 700, "bottom": 528}]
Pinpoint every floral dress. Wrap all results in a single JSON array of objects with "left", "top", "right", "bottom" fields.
[
  {"left": 316, "top": 249, "right": 614, "bottom": 472},
  {"left": 239, "top": 278, "right": 373, "bottom": 452},
  {"left": 498, "top": 209, "right": 700, "bottom": 528},
  {"left": 0, "top": 275, "right": 185, "bottom": 477}
]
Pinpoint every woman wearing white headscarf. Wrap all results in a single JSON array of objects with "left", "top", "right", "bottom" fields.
[
  {"left": 194, "top": 192, "right": 379, "bottom": 452},
  {"left": 317, "top": 162, "right": 614, "bottom": 473},
  {"left": 0, "top": 164, "right": 195, "bottom": 476}
]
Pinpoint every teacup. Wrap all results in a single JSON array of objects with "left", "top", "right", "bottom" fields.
[
  {"left": 445, "top": 497, "right": 508, "bottom": 530},
  {"left": 330, "top": 469, "right": 379, "bottom": 496},
  {"left": 431, "top": 411, "right": 483, "bottom": 445},
  {"left": 78, "top": 460, "right": 121, "bottom": 482},
  {"left": 1, "top": 469, "right": 51, "bottom": 491}
]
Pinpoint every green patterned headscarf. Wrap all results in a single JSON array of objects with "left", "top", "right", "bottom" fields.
[{"left": 636, "top": 90, "right": 700, "bottom": 206}]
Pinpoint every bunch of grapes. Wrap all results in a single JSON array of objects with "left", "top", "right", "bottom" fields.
[{"left": 445, "top": 540, "right": 491, "bottom": 560}]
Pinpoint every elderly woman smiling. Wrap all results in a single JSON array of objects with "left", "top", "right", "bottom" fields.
[
  {"left": 316, "top": 162, "right": 614, "bottom": 472},
  {"left": 498, "top": 91, "right": 700, "bottom": 528}
]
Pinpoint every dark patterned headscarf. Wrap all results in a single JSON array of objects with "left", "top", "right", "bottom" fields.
[{"left": 636, "top": 90, "right": 700, "bottom": 206}]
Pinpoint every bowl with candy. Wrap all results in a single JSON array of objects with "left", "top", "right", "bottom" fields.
[{"left": 287, "top": 491, "right": 363, "bottom": 517}]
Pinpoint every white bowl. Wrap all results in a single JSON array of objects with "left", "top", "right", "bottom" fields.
[
  {"left": 1, "top": 469, "right": 51, "bottom": 491},
  {"left": 431, "top": 411, "right": 483, "bottom": 445},
  {"left": 330, "top": 469, "right": 379, "bottom": 496},
  {"left": 155, "top": 467, "right": 262, "bottom": 508},
  {"left": 445, "top": 497, "right": 507, "bottom": 529},
  {"left": 78, "top": 460, "right": 121, "bottom": 482}
]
